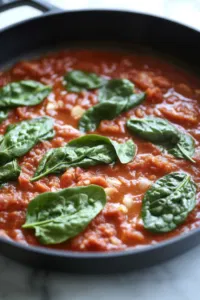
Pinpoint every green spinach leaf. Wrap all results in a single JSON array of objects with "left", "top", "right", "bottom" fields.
[
  {"left": 79, "top": 98, "right": 126, "bottom": 132},
  {"left": 0, "top": 109, "right": 10, "bottom": 123},
  {"left": 31, "top": 134, "right": 136, "bottom": 181},
  {"left": 168, "top": 133, "right": 195, "bottom": 163},
  {"left": 127, "top": 116, "right": 195, "bottom": 162},
  {"left": 142, "top": 172, "right": 196, "bottom": 233},
  {"left": 98, "top": 79, "right": 134, "bottom": 102},
  {"left": 79, "top": 93, "right": 145, "bottom": 132},
  {"left": 0, "top": 80, "right": 51, "bottom": 108},
  {"left": 127, "top": 117, "right": 180, "bottom": 144},
  {"left": 68, "top": 134, "right": 136, "bottom": 164},
  {"left": 0, "top": 160, "right": 21, "bottom": 187},
  {"left": 23, "top": 185, "right": 106, "bottom": 244},
  {"left": 64, "top": 70, "right": 105, "bottom": 93},
  {"left": 0, "top": 117, "right": 55, "bottom": 165}
]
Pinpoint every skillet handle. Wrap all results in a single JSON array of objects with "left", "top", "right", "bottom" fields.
[
  {"left": 0, "top": 0, "right": 61, "bottom": 13},
  {"left": 25, "top": 0, "right": 62, "bottom": 12},
  {"left": 0, "top": 0, "right": 62, "bottom": 30}
]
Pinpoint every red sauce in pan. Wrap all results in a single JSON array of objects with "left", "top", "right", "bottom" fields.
[{"left": 0, "top": 50, "right": 200, "bottom": 252}]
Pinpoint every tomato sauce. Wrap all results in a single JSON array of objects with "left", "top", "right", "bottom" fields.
[{"left": 0, "top": 49, "right": 200, "bottom": 252}]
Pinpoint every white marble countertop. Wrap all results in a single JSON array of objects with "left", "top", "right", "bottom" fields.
[{"left": 0, "top": 1, "right": 200, "bottom": 299}]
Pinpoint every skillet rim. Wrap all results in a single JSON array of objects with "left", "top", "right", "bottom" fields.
[
  {"left": 0, "top": 8, "right": 200, "bottom": 261},
  {"left": 0, "top": 8, "right": 200, "bottom": 34},
  {"left": 0, "top": 225, "right": 200, "bottom": 259}
]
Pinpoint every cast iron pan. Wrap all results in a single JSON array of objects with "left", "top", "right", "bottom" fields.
[{"left": 0, "top": 0, "right": 200, "bottom": 274}]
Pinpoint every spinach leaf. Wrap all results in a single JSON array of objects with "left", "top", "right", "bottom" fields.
[
  {"left": 127, "top": 116, "right": 195, "bottom": 162},
  {"left": 127, "top": 117, "right": 180, "bottom": 144},
  {"left": 168, "top": 133, "right": 195, "bottom": 163},
  {"left": 0, "top": 117, "right": 55, "bottom": 165},
  {"left": 110, "top": 139, "right": 136, "bottom": 164},
  {"left": 98, "top": 79, "right": 134, "bottom": 102},
  {"left": 142, "top": 172, "right": 196, "bottom": 233},
  {"left": 0, "top": 160, "right": 21, "bottom": 187},
  {"left": 0, "top": 109, "right": 9, "bottom": 123},
  {"left": 125, "top": 93, "right": 146, "bottom": 111},
  {"left": 64, "top": 70, "right": 105, "bottom": 93},
  {"left": 31, "top": 134, "right": 136, "bottom": 181},
  {"left": 79, "top": 93, "right": 145, "bottom": 132},
  {"left": 68, "top": 134, "right": 136, "bottom": 164},
  {"left": 23, "top": 185, "right": 106, "bottom": 244},
  {"left": 0, "top": 80, "right": 51, "bottom": 108},
  {"left": 79, "top": 98, "right": 126, "bottom": 132}
]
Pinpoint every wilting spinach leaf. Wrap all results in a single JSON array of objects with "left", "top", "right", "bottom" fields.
[
  {"left": 31, "top": 134, "right": 136, "bottom": 181},
  {"left": 79, "top": 98, "right": 126, "bottom": 132},
  {"left": 127, "top": 117, "right": 179, "bottom": 144},
  {"left": 0, "top": 117, "right": 55, "bottom": 165},
  {"left": 23, "top": 185, "right": 106, "bottom": 244},
  {"left": 79, "top": 93, "right": 145, "bottom": 132},
  {"left": 67, "top": 134, "right": 136, "bottom": 164},
  {"left": 98, "top": 79, "right": 134, "bottom": 102},
  {"left": 127, "top": 116, "right": 195, "bottom": 162},
  {"left": 0, "top": 160, "right": 21, "bottom": 187},
  {"left": 64, "top": 70, "right": 105, "bottom": 93},
  {"left": 168, "top": 133, "right": 195, "bottom": 163},
  {"left": 0, "top": 109, "right": 10, "bottom": 123},
  {"left": 0, "top": 80, "right": 51, "bottom": 108},
  {"left": 142, "top": 172, "right": 196, "bottom": 233}
]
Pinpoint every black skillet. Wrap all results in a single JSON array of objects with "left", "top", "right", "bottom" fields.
[{"left": 0, "top": 0, "right": 200, "bottom": 274}]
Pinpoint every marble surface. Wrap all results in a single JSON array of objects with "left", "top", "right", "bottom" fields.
[
  {"left": 0, "top": 0, "right": 200, "bottom": 299},
  {"left": 0, "top": 245, "right": 199, "bottom": 300}
]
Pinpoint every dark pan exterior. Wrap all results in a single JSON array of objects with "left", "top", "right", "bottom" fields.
[
  {"left": 1, "top": 228, "right": 200, "bottom": 273},
  {"left": 0, "top": 5, "right": 200, "bottom": 273}
]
